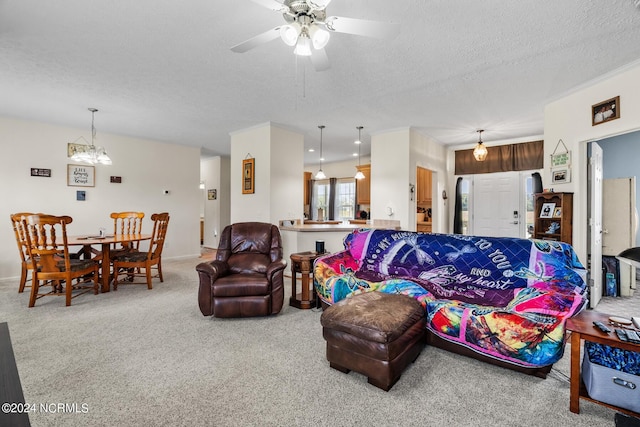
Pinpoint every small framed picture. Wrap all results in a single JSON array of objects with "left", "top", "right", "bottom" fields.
[
  {"left": 540, "top": 202, "right": 556, "bottom": 218},
  {"left": 207, "top": 189, "right": 217, "bottom": 200},
  {"left": 592, "top": 96, "right": 620, "bottom": 126},
  {"left": 552, "top": 168, "right": 571, "bottom": 184},
  {"left": 553, "top": 207, "right": 562, "bottom": 218},
  {"left": 242, "top": 158, "right": 255, "bottom": 194}
]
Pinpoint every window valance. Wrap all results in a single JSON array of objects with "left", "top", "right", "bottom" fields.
[{"left": 455, "top": 140, "right": 543, "bottom": 175}]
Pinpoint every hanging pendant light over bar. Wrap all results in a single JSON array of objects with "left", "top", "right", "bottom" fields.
[
  {"left": 315, "top": 125, "right": 326, "bottom": 179},
  {"left": 354, "top": 126, "right": 365, "bottom": 180},
  {"left": 70, "top": 108, "right": 112, "bottom": 165}
]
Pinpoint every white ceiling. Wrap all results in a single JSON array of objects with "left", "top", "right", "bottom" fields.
[{"left": 1, "top": 1, "right": 640, "bottom": 165}]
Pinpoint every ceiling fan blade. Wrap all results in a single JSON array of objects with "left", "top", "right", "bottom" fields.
[
  {"left": 306, "top": 0, "right": 333, "bottom": 11},
  {"left": 310, "top": 47, "right": 331, "bottom": 71},
  {"left": 230, "top": 26, "right": 282, "bottom": 53},
  {"left": 323, "top": 16, "right": 400, "bottom": 39},
  {"left": 250, "top": 0, "right": 289, "bottom": 12}
]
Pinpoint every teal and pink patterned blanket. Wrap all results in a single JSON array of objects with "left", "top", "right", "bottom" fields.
[{"left": 314, "top": 229, "right": 588, "bottom": 368}]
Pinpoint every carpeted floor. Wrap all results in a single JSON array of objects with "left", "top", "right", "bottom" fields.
[{"left": 0, "top": 257, "right": 636, "bottom": 427}]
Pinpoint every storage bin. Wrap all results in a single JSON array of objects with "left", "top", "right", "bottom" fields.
[{"left": 582, "top": 342, "right": 640, "bottom": 413}]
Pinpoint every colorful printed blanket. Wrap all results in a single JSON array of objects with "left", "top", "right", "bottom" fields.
[{"left": 314, "top": 229, "right": 588, "bottom": 368}]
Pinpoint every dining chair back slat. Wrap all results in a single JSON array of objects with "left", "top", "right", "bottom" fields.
[
  {"left": 10, "top": 212, "right": 38, "bottom": 293},
  {"left": 111, "top": 211, "right": 145, "bottom": 251}
]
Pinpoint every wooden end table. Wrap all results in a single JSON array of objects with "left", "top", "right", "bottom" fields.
[
  {"left": 289, "top": 251, "right": 323, "bottom": 309},
  {"left": 566, "top": 309, "right": 640, "bottom": 418}
]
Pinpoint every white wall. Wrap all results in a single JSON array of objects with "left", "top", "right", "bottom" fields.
[
  {"left": 371, "top": 128, "right": 412, "bottom": 229},
  {"left": 305, "top": 156, "right": 372, "bottom": 180},
  {"left": 0, "top": 116, "right": 201, "bottom": 280},
  {"left": 230, "top": 122, "right": 303, "bottom": 224},
  {"left": 370, "top": 127, "right": 448, "bottom": 231},
  {"left": 544, "top": 60, "right": 640, "bottom": 264},
  {"left": 409, "top": 128, "right": 449, "bottom": 232},
  {"left": 200, "top": 156, "right": 230, "bottom": 248}
]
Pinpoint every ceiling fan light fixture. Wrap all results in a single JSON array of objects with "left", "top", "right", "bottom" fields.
[
  {"left": 293, "top": 34, "right": 312, "bottom": 56},
  {"left": 473, "top": 129, "right": 488, "bottom": 162},
  {"left": 307, "top": 0, "right": 332, "bottom": 10},
  {"left": 280, "top": 24, "right": 300, "bottom": 46},
  {"left": 309, "top": 26, "right": 330, "bottom": 50}
]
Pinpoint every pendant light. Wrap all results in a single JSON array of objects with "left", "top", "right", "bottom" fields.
[
  {"left": 473, "top": 129, "right": 488, "bottom": 162},
  {"left": 315, "top": 125, "right": 326, "bottom": 179},
  {"left": 70, "top": 108, "right": 112, "bottom": 165},
  {"left": 354, "top": 126, "right": 365, "bottom": 180}
]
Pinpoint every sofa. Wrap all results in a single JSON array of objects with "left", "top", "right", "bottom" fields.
[{"left": 313, "top": 229, "right": 588, "bottom": 376}]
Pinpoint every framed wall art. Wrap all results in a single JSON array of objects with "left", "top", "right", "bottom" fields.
[
  {"left": 592, "top": 96, "right": 620, "bottom": 126},
  {"left": 242, "top": 158, "right": 255, "bottom": 194},
  {"left": 207, "top": 189, "right": 217, "bottom": 200},
  {"left": 552, "top": 168, "right": 571, "bottom": 184},
  {"left": 67, "top": 164, "right": 95, "bottom": 187}
]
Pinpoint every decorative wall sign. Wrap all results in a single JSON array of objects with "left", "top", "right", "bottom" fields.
[
  {"left": 110, "top": 176, "right": 122, "bottom": 183},
  {"left": 242, "top": 158, "right": 255, "bottom": 194},
  {"left": 68, "top": 141, "right": 89, "bottom": 157},
  {"left": 592, "top": 96, "right": 620, "bottom": 126},
  {"left": 207, "top": 189, "right": 217, "bottom": 200},
  {"left": 30, "top": 168, "right": 51, "bottom": 177},
  {"left": 67, "top": 164, "right": 95, "bottom": 187},
  {"left": 550, "top": 139, "right": 571, "bottom": 168}
]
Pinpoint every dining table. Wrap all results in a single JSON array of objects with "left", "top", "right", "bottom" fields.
[{"left": 68, "top": 234, "right": 152, "bottom": 293}]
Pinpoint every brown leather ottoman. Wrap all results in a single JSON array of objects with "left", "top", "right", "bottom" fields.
[{"left": 320, "top": 291, "right": 426, "bottom": 391}]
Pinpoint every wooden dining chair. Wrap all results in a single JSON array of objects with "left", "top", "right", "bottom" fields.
[
  {"left": 10, "top": 212, "right": 38, "bottom": 293},
  {"left": 111, "top": 212, "right": 170, "bottom": 290},
  {"left": 111, "top": 211, "right": 145, "bottom": 250},
  {"left": 23, "top": 214, "right": 99, "bottom": 307}
]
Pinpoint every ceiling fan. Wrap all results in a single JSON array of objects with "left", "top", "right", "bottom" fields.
[{"left": 230, "top": 0, "right": 400, "bottom": 71}]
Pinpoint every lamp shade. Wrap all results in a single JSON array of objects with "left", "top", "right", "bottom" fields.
[
  {"left": 473, "top": 129, "right": 488, "bottom": 161},
  {"left": 310, "top": 26, "right": 330, "bottom": 50},
  {"left": 617, "top": 247, "right": 640, "bottom": 268},
  {"left": 473, "top": 143, "right": 488, "bottom": 161},
  {"left": 280, "top": 24, "right": 300, "bottom": 46},
  {"left": 293, "top": 35, "right": 312, "bottom": 56}
]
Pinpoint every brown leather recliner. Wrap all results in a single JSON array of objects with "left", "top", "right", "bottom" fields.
[{"left": 196, "top": 222, "right": 287, "bottom": 318}]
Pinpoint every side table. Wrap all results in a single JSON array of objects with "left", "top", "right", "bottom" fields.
[
  {"left": 290, "top": 251, "right": 323, "bottom": 309},
  {"left": 566, "top": 310, "right": 640, "bottom": 418}
]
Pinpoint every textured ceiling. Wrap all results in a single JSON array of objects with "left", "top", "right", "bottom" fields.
[{"left": 1, "top": 0, "right": 640, "bottom": 164}]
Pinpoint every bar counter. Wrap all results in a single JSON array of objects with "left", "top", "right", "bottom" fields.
[{"left": 279, "top": 220, "right": 400, "bottom": 264}]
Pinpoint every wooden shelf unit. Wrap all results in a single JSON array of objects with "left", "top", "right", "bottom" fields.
[{"left": 533, "top": 192, "right": 573, "bottom": 244}]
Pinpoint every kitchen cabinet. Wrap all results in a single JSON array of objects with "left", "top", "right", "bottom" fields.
[
  {"left": 356, "top": 164, "right": 371, "bottom": 205},
  {"left": 303, "top": 171, "right": 311, "bottom": 206},
  {"left": 417, "top": 222, "right": 432, "bottom": 233},
  {"left": 416, "top": 167, "right": 432, "bottom": 203}
]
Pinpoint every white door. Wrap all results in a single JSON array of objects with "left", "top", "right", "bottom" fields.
[
  {"left": 589, "top": 142, "right": 604, "bottom": 308},
  {"left": 602, "top": 177, "right": 637, "bottom": 295},
  {"left": 473, "top": 171, "right": 521, "bottom": 237}
]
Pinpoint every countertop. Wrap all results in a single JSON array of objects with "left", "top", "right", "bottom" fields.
[{"left": 280, "top": 223, "right": 364, "bottom": 232}]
